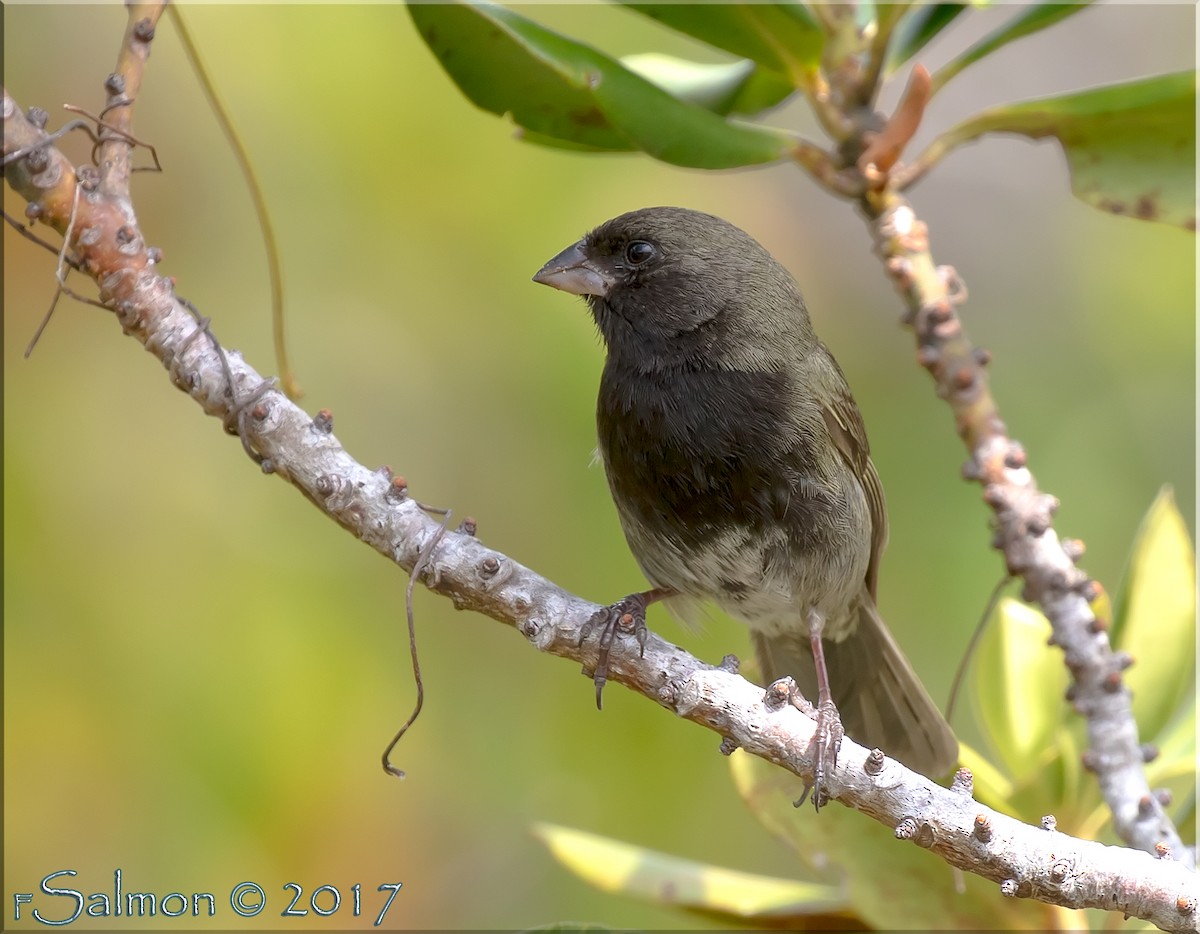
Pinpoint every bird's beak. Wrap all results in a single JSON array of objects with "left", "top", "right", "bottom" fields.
[{"left": 532, "top": 240, "right": 615, "bottom": 297}]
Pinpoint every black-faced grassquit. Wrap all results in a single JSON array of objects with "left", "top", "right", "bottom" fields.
[{"left": 533, "top": 207, "right": 958, "bottom": 792}]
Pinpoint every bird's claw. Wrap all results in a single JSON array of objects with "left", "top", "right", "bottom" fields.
[
  {"left": 791, "top": 695, "right": 844, "bottom": 812},
  {"left": 580, "top": 593, "right": 649, "bottom": 709},
  {"left": 810, "top": 698, "right": 844, "bottom": 810}
]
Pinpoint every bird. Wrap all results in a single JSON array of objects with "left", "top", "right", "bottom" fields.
[{"left": 532, "top": 206, "right": 958, "bottom": 801}]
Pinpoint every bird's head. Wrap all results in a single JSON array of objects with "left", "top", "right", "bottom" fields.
[{"left": 533, "top": 206, "right": 810, "bottom": 368}]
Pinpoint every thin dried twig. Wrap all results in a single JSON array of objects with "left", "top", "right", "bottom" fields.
[
  {"left": 167, "top": 4, "right": 300, "bottom": 400},
  {"left": 383, "top": 506, "right": 453, "bottom": 780}
]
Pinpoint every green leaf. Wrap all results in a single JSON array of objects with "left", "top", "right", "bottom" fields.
[
  {"left": 886, "top": 4, "right": 969, "bottom": 75},
  {"left": 1151, "top": 702, "right": 1197, "bottom": 844},
  {"left": 1147, "top": 699, "right": 1196, "bottom": 809},
  {"left": 620, "top": 53, "right": 795, "bottom": 117},
  {"left": 512, "top": 128, "right": 622, "bottom": 154},
  {"left": 530, "top": 821, "right": 847, "bottom": 920},
  {"left": 728, "top": 753, "right": 1050, "bottom": 929},
  {"left": 407, "top": 1, "right": 796, "bottom": 168},
  {"left": 620, "top": 3, "right": 823, "bottom": 87},
  {"left": 1112, "top": 486, "right": 1197, "bottom": 741},
  {"left": 925, "top": 72, "right": 1196, "bottom": 229},
  {"left": 956, "top": 739, "right": 1014, "bottom": 807},
  {"left": 931, "top": 3, "right": 1096, "bottom": 94},
  {"left": 970, "top": 598, "right": 1067, "bottom": 782}
]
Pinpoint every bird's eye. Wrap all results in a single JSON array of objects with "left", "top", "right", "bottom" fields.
[{"left": 624, "top": 240, "right": 657, "bottom": 266}]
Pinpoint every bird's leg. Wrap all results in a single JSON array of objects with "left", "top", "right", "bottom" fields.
[
  {"left": 581, "top": 586, "right": 672, "bottom": 709},
  {"left": 801, "top": 608, "right": 844, "bottom": 811}
]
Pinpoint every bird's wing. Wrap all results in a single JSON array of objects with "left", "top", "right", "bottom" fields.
[{"left": 821, "top": 391, "right": 888, "bottom": 600}]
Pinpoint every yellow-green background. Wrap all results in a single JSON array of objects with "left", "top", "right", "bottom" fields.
[{"left": 4, "top": 4, "right": 1194, "bottom": 930}]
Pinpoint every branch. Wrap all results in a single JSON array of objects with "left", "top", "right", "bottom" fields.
[
  {"left": 3, "top": 76, "right": 1198, "bottom": 933},
  {"left": 859, "top": 186, "right": 1194, "bottom": 871},
  {"left": 790, "top": 55, "right": 1191, "bottom": 872},
  {"left": 97, "top": 3, "right": 164, "bottom": 197}
]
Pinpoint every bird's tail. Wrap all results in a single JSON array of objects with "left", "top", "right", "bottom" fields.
[{"left": 751, "top": 599, "right": 958, "bottom": 778}]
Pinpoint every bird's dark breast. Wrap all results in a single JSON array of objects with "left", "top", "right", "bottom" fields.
[{"left": 596, "top": 363, "right": 834, "bottom": 557}]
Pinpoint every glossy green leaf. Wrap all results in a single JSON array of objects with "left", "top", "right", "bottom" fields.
[
  {"left": 530, "top": 821, "right": 846, "bottom": 920},
  {"left": 407, "top": 1, "right": 796, "bottom": 168},
  {"left": 619, "top": 3, "right": 823, "bottom": 87},
  {"left": 620, "top": 53, "right": 795, "bottom": 117},
  {"left": 515, "top": 55, "right": 794, "bottom": 152},
  {"left": 970, "top": 598, "right": 1067, "bottom": 782},
  {"left": 931, "top": 3, "right": 1096, "bottom": 93},
  {"left": 511, "top": 128, "right": 619, "bottom": 154},
  {"left": 408, "top": 2, "right": 624, "bottom": 149},
  {"left": 886, "top": 4, "right": 969, "bottom": 75},
  {"left": 1112, "top": 487, "right": 1196, "bottom": 741},
  {"left": 728, "top": 753, "right": 1049, "bottom": 929},
  {"left": 926, "top": 72, "right": 1196, "bottom": 229}
]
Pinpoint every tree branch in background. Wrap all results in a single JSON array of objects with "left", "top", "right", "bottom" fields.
[
  {"left": 852, "top": 183, "right": 1191, "bottom": 870},
  {"left": 793, "top": 41, "right": 1194, "bottom": 868}
]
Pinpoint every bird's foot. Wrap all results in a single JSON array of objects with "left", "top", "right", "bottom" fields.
[
  {"left": 792, "top": 696, "right": 844, "bottom": 812},
  {"left": 580, "top": 593, "right": 650, "bottom": 709}
]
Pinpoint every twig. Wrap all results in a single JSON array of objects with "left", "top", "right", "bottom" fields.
[
  {"left": 892, "top": 120, "right": 972, "bottom": 191},
  {"left": 61, "top": 103, "right": 162, "bottom": 172},
  {"left": 96, "top": 3, "right": 164, "bottom": 198},
  {"left": 167, "top": 4, "right": 301, "bottom": 400},
  {"left": 382, "top": 507, "right": 453, "bottom": 780},
  {"left": 2, "top": 207, "right": 82, "bottom": 263},
  {"left": 25, "top": 286, "right": 64, "bottom": 358},
  {"left": 944, "top": 574, "right": 1014, "bottom": 727},
  {"left": 1, "top": 118, "right": 96, "bottom": 167},
  {"left": 855, "top": 1, "right": 910, "bottom": 109}
]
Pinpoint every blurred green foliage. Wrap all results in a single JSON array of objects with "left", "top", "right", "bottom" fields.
[{"left": 3, "top": 4, "right": 1194, "bottom": 930}]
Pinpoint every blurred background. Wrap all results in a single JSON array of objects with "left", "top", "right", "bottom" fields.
[{"left": 4, "top": 4, "right": 1193, "bottom": 930}]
